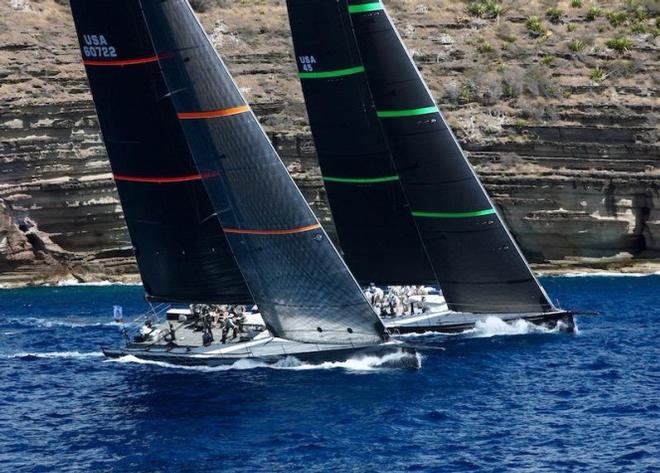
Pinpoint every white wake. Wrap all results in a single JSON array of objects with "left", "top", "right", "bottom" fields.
[
  {"left": 107, "top": 349, "right": 420, "bottom": 372},
  {"left": 4, "top": 351, "right": 104, "bottom": 359},
  {"left": 52, "top": 279, "right": 141, "bottom": 287},
  {"left": 0, "top": 317, "right": 120, "bottom": 329},
  {"left": 463, "top": 316, "right": 570, "bottom": 338}
]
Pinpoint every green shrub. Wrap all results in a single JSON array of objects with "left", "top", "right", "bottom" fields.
[
  {"left": 540, "top": 54, "right": 555, "bottom": 65},
  {"left": 606, "top": 36, "right": 633, "bottom": 52},
  {"left": 607, "top": 11, "right": 628, "bottom": 27},
  {"left": 546, "top": 7, "right": 563, "bottom": 23},
  {"left": 514, "top": 119, "right": 529, "bottom": 129},
  {"left": 632, "top": 6, "right": 648, "bottom": 21},
  {"left": 467, "top": 0, "right": 504, "bottom": 18},
  {"left": 631, "top": 22, "right": 648, "bottom": 33},
  {"left": 477, "top": 41, "right": 495, "bottom": 54},
  {"left": 569, "top": 38, "right": 586, "bottom": 52},
  {"left": 571, "top": 0, "right": 583, "bottom": 8},
  {"left": 467, "top": 1, "right": 487, "bottom": 16},
  {"left": 586, "top": 6, "right": 602, "bottom": 21},
  {"left": 527, "top": 16, "right": 546, "bottom": 36},
  {"left": 567, "top": 23, "right": 577, "bottom": 32},
  {"left": 459, "top": 81, "right": 477, "bottom": 102},
  {"left": 590, "top": 67, "right": 606, "bottom": 82}
]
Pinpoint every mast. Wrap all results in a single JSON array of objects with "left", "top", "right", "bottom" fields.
[
  {"left": 69, "top": 0, "right": 252, "bottom": 304},
  {"left": 137, "top": 0, "right": 386, "bottom": 344},
  {"left": 286, "top": 0, "right": 436, "bottom": 286},
  {"left": 347, "top": 0, "right": 555, "bottom": 313}
]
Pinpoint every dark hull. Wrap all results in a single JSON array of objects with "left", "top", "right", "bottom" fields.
[{"left": 388, "top": 311, "right": 575, "bottom": 335}]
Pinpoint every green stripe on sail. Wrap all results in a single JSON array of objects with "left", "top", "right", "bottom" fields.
[
  {"left": 299, "top": 66, "right": 365, "bottom": 80},
  {"left": 348, "top": 2, "right": 383, "bottom": 14},
  {"left": 412, "top": 209, "right": 496, "bottom": 219},
  {"left": 323, "top": 175, "right": 400, "bottom": 184},
  {"left": 376, "top": 106, "right": 439, "bottom": 118}
]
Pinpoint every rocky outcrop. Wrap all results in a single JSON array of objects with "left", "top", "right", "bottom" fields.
[{"left": 0, "top": 0, "right": 658, "bottom": 286}]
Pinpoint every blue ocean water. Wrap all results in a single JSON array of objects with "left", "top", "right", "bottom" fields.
[{"left": 0, "top": 276, "right": 659, "bottom": 472}]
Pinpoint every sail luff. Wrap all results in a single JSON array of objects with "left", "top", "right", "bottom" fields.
[
  {"left": 346, "top": 0, "right": 555, "bottom": 313},
  {"left": 138, "top": 0, "right": 386, "bottom": 344}
]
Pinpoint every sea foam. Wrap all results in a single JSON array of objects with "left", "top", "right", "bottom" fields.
[{"left": 106, "top": 349, "right": 421, "bottom": 372}]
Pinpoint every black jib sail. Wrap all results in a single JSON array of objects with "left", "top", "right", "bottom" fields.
[
  {"left": 288, "top": 0, "right": 553, "bottom": 314},
  {"left": 69, "top": 0, "right": 252, "bottom": 304},
  {"left": 346, "top": 0, "right": 554, "bottom": 313},
  {"left": 286, "top": 0, "right": 436, "bottom": 286},
  {"left": 138, "top": 0, "right": 385, "bottom": 344}
]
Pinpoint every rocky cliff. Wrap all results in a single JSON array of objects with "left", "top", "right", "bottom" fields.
[{"left": 0, "top": 0, "right": 658, "bottom": 286}]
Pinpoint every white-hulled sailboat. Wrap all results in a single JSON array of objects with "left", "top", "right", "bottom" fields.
[
  {"left": 70, "top": 0, "right": 417, "bottom": 366},
  {"left": 286, "top": 0, "right": 575, "bottom": 334}
]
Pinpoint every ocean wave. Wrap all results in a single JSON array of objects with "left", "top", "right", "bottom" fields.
[
  {"left": 3, "top": 351, "right": 103, "bottom": 360},
  {"left": 107, "top": 350, "right": 421, "bottom": 372},
  {"left": 0, "top": 317, "right": 120, "bottom": 329},
  {"left": 394, "top": 317, "right": 576, "bottom": 340},
  {"left": 550, "top": 271, "right": 660, "bottom": 278},
  {"left": 0, "top": 280, "right": 142, "bottom": 290},
  {"left": 462, "top": 316, "right": 569, "bottom": 338},
  {"left": 52, "top": 279, "right": 141, "bottom": 287}
]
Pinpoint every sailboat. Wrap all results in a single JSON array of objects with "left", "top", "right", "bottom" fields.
[
  {"left": 286, "top": 0, "right": 575, "bottom": 334},
  {"left": 69, "top": 0, "right": 417, "bottom": 366}
]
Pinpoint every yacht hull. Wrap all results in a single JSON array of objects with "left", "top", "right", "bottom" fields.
[
  {"left": 386, "top": 310, "right": 575, "bottom": 335},
  {"left": 102, "top": 339, "right": 419, "bottom": 368}
]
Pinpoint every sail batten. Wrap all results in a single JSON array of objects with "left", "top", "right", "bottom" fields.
[
  {"left": 83, "top": 55, "right": 163, "bottom": 66},
  {"left": 299, "top": 66, "right": 366, "bottom": 79},
  {"left": 177, "top": 105, "right": 251, "bottom": 120},
  {"left": 376, "top": 107, "right": 439, "bottom": 118}
]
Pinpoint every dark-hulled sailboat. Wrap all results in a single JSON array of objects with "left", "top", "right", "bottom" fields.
[
  {"left": 286, "top": 0, "right": 575, "bottom": 333},
  {"left": 70, "top": 0, "right": 416, "bottom": 366}
]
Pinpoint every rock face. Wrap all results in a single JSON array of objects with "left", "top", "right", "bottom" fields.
[{"left": 0, "top": 0, "right": 658, "bottom": 286}]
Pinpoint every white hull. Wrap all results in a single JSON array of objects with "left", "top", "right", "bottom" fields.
[
  {"left": 385, "top": 308, "right": 575, "bottom": 334},
  {"left": 103, "top": 335, "right": 418, "bottom": 367}
]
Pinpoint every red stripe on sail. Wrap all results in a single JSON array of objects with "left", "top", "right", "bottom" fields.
[
  {"left": 113, "top": 171, "right": 218, "bottom": 183},
  {"left": 177, "top": 105, "right": 251, "bottom": 120},
  {"left": 223, "top": 223, "right": 322, "bottom": 235},
  {"left": 83, "top": 54, "right": 166, "bottom": 66}
]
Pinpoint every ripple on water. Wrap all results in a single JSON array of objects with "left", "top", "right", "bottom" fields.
[{"left": 0, "top": 280, "right": 659, "bottom": 472}]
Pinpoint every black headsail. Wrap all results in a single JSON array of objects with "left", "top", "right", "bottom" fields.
[
  {"left": 285, "top": 0, "right": 436, "bottom": 286},
  {"left": 137, "top": 0, "right": 385, "bottom": 344},
  {"left": 69, "top": 0, "right": 252, "bottom": 304},
  {"left": 346, "top": 0, "right": 555, "bottom": 313}
]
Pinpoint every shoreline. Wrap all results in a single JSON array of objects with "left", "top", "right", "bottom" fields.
[
  {"left": 532, "top": 258, "right": 660, "bottom": 277},
  {"left": 2, "top": 259, "right": 659, "bottom": 290}
]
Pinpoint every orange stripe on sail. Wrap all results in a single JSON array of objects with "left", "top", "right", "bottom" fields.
[
  {"left": 223, "top": 223, "right": 322, "bottom": 235},
  {"left": 177, "top": 105, "right": 251, "bottom": 120},
  {"left": 83, "top": 55, "right": 164, "bottom": 67},
  {"left": 113, "top": 171, "right": 218, "bottom": 183}
]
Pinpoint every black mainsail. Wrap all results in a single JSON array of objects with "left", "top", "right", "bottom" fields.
[
  {"left": 286, "top": 0, "right": 436, "bottom": 286},
  {"left": 136, "top": 0, "right": 386, "bottom": 344},
  {"left": 70, "top": 0, "right": 252, "bottom": 304},
  {"left": 291, "top": 0, "right": 555, "bottom": 314}
]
